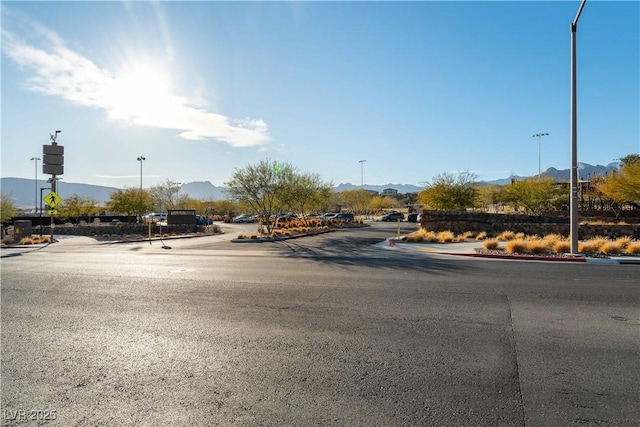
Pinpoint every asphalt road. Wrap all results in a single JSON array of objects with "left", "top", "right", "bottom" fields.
[{"left": 1, "top": 223, "right": 638, "bottom": 426}]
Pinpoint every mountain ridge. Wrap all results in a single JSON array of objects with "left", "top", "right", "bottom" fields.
[{"left": 1, "top": 162, "right": 619, "bottom": 208}]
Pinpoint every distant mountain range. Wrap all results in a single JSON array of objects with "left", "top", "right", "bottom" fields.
[
  {"left": 1, "top": 162, "right": 620, "bottom": 208},
  {"left": 0, "top": 179, "right": 231, "bottom": 209},
  {"left": 333, "top": 183, "right": 423, "bottom": 193},
  {"left": 482, "top": 162, "right": 621, "bottom": 186},
  {"left": 2, "top": 178, "right": 120, "bottom": 209}
]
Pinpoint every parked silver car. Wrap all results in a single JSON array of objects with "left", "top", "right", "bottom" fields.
[{"left": 233, "top": 214, "right": 255, "bottom": 223}]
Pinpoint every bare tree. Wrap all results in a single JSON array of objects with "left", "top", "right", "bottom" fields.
[
  {"left": 150, "top": 179, "right": 182, "bottom": 210},
  {"left": 225, "top": 159, "right": 296, "bottom": 233}
]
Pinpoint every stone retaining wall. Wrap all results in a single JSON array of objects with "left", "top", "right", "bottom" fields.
[
  {"left": 419, "top": 211, "right": 640, "bottom": 239},
  {"left": 36, "top": 224, "right": 210, "bottom": 238}
]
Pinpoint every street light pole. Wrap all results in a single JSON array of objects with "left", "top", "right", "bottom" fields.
[
  {"left": 137, "top": 156, "right": 146, "bottom": 223},
  {"left": 570, "top": 0, "right": 587, "bottom": 255},
  {"left": 532, "top": 133, "right": 549, "bottom": 179},
  {"left": 359, "top": 160, "right": 366, "bottom": 188},
  {"left": 30, "top": 157, "right": 41, "bottom": 212}
]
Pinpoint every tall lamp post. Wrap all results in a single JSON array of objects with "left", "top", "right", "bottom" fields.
[
  {"left": 137, "top": 156, "right": 146, "bottom": 222},
  {"left": 532, "top": 133, "right": 549, "bottom": 179},
  {"left": 30, "top": 156, "right": 41, "bottom": 212},
  {"left": 570, "top": 0, "right": 587, "bottom": 255},
  {"left": 359, "top": 159, "right": 366, "bottom": 188}
]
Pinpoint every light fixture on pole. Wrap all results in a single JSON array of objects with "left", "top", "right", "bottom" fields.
[
  {"left": 30, "top": 156, "right": 41, "bottom": 212},
  {"left": 359, "top": 160, "right": 366, "bottom": 188},
  {"left": 570, "top": 0, "right": 587, "bottom": 255},
  {"left": 532, "top": 133, "right": 549, "bottom": 179},
  {"left": 137, "top": 156, "right": 146, "bottom": 222},
  {"left": 174, "top": 182, "right": 183, "bottom": 209}
]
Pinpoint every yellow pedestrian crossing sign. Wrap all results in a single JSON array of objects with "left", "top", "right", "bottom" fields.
[{"left": 43, "top": 191, "right": 62, "bottom": 208}]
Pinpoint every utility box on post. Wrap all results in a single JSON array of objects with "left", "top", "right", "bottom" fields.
[
  {"left": 42, "top": 144, "right": 64, "bottom": 175},
  {"left": 13, "top": 220, "right": 32, "bottom": 243}
]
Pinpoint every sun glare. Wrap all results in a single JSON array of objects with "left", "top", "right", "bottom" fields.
[{"left": 108, "top": 62, "right": 175, "bottom": 124}]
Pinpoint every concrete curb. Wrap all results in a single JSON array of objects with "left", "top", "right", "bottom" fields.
[
  {"left": 96, "top": 233, "right": 213, "bottom": 245},
  {"left": 438, "top": 251, "right": 587, "bottom": 262},
  {"left": 230, "top": 229, "right": 336, "bottom": 243},
  {"left": 385, "top": 238, "right": 640, "bottom": 264}
]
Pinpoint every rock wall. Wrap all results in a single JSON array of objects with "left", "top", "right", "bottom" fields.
[
  {"left": 36, "top": 223, "right": 210, "bottom": 238},
  {"left": 419, "top": 211, "right": 640, "bottom": 239}
]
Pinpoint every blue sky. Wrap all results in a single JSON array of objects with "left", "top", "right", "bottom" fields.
[{"left": 2, "top": 1, "right": 638, "bottom": 189}]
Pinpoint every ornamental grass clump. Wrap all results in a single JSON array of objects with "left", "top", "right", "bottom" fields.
[
  {"left": 552, "top": 240, "right": 571, "bottom": 254},
  {"left": 403, "top": 228, "right": 439, "bottom": 243},
  {"left": 483, "top": 239, "right": 500, "bottom": 250},
  {"left": 404, "top": 232, "right": 425, "bottom": 243},
  {"left": 526, "top": 239, "right": 551, "bottom": 254},
  {"left": 578, "top": 237, "right": 608, "bottom": 255},
  {"left": 496, "top": 231, "right": 516, "bottom": 241},
  {"left": 458, "top": 231, "right": 474, "bottom": 241},
  {"left": 626, "top": 242, "right": 640, "bottom": 255},
  {"left": 20, "top": 235, "right": 51, "bottom": 245},
  {"left": 542, "top": 234, "right": 564, "bottom": 246},
  {"left": 423, "top": 231, "right": 440, "bottom": 242},
  {"left": 600, "top": 242, "right": 622, "bottom": 255},
  {"left": 504, "top": 239, "right": 528, "bottom": 254},
  {"left": 475, "top": 231, "right": 488, "bottom": 241},
  {"left": 615, "top": 236, "right": 632, "bottom": 249},
  {"left": 437, "top": 231, "right": 455, "bottom": 243},
  {"left": 19, "top": 236, "right": 34, "bottom": 245}
]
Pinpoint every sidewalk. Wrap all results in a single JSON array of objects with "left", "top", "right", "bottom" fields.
[{"left": 382, "top": 238, "right": 640, "bottom": 265}]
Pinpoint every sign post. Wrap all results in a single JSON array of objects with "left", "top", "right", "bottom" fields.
[
  {"left": 42, "top": 131, "right": 63, "bottom": 242},
  {"left": 39, "top": 187, "right": 51, "bottom": 236}
]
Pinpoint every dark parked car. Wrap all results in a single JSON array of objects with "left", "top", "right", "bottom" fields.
[
  {"left": 407, "top": 213, "right": 423, "bottom": 223},
  {"left": 196, "top": 215, "right": 213, "bottom": 225},
  {"left": 334, "top": 213, "right": 354, "bottom": 222},
  {"left": 320, "top": 213, "right": 339, "bottom": 220},
  {"left": 381, "top": 212, "right": 405, "bottom": 222}
]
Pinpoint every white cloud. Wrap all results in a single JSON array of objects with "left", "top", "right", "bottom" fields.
[{"left": 1, "top": 13, "right": 270, "bottom": 148}]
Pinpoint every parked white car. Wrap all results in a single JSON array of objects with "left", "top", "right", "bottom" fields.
[{"left": 144, "top": 212, "right": 167, "bottom": 223}]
